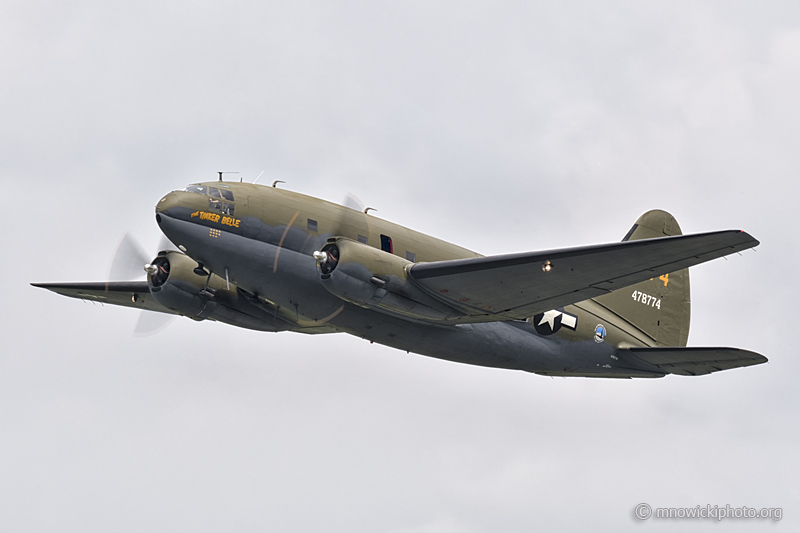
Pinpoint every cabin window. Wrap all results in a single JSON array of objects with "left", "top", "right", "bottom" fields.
[
  {"left": 307, "top": 219, "right": 318, "bottom": 232},
  {"left": 358, "top": 235, "right": 368, "bottom": 244},
  {"left": 406, "top": 251, "right": 416, "bottom": 262},
  {"left": 380, "top": 234, "right": 393, "bottom": 253}
]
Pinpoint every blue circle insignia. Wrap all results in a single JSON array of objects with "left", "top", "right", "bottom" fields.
[{"left": 594, "top": 324, "right": 606, "bottom": 343}]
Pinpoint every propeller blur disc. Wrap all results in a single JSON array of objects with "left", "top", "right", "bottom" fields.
[
  {"left": 108, "top": 233, "right": 149, "bottom": 281},
  {"left": 133, "top": 311, "right": 178, "bottom": 337},
  {"left": 109, "top": 232, "right": 180, "bottom": 336}
]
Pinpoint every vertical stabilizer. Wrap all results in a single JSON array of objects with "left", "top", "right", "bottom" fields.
[{"left": 593, "top": 210, "right": 691, "bottom": 347}]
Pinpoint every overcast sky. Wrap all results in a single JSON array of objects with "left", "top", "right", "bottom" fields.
[{"left": 1, "top": 1, "right": 798, "bottom": 531}]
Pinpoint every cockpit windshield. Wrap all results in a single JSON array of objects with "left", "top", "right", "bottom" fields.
[
  {"left": 180, "top": 184, "right": 236, "bottom": 215},
  {"left": 182, "top": 185, "right": 207, "bottom": 195}
]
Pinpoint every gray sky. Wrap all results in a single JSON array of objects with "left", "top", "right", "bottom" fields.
[{"left": 1, "top": 1, "right": 798, "bottom": 531}]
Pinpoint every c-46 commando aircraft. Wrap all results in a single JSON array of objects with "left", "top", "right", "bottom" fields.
[{"left": 34, "top": 180, "right": 767, "bottom": 378}]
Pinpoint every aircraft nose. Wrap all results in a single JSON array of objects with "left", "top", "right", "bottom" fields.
[
  {"left": 156, "top": 191, "right": 181, "bottom": 216},
  {"left": 154, "top": 190, "right": 194, "bottom": 249}
]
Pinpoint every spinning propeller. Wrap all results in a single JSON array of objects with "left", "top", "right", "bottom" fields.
[{"left": 108, "top": 233, "right": 178, "bottom": 336}]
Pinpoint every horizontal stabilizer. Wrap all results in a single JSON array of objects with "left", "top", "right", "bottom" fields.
[{"left": 622, "top": 347, "right": 768, "bottom": 376}]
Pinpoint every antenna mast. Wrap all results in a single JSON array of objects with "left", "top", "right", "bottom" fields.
[{"left": 217, "top": 171, "right": 239, "bottom": 182}]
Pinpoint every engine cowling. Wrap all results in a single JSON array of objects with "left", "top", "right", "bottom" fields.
[
  {"left": 146, "top": 251, "right": 287, "bottom": 331},
  {"left": 313, "top": 237, "right": 456, "bottom": 322}
]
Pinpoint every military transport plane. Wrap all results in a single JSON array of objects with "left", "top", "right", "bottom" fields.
[{"left": 33, "top": 180, "right": 767, "bottom": 378}]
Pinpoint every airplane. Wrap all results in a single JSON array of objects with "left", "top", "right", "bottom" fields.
[{"left": 33, "top": 178, "right": 767, "bottom": 378}]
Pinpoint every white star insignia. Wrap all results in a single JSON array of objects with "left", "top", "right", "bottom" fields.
[{"left": 538, "top": 309, "right": 562, "bottom": 330}]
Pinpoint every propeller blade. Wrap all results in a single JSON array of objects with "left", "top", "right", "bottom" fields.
[
  {"left": 133, "top": 311, "right": 178, "bottom": 337},
  {"left": 330, "top": 193, "right": 374, "bottom": 240},
  {"left": 342, "top": 193, "right": 365, "bottom": 211},
  {"left": 108, "top": 233, "right": 149, "bottom": 281}
]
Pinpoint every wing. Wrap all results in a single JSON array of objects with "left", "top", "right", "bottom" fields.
[
  {"left": 409, "top": 230, "right": 758, "bottom": 321},
  {"left": 31, "top": 281, "right": 179, "bottom": 316},
  {"left": 621, "top": 347, "right": 768, "bottom": 376}
]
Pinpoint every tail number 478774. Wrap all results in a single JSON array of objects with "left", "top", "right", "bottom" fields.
[{"left": 632, "top": 290, "right": 661, "bottom": 309}]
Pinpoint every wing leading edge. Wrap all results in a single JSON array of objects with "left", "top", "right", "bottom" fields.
[
  {"left": 31, "top": 282, "right": 179, "bottom": 316},
  {"left": 409, "top": 230, "right": 758, "bottom": 321}
]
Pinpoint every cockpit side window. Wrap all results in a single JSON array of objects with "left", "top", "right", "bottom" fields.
[
  {"left": 220, "top": 189, "right": 234, "bottom": 201},
  {"left": 182, "top": 185, "right": 206, "bottom": 195},
  {"left": 208, "top": 197, "right": 235, "bottom": 216},
  {"left": 208, "top": 187, "right": 222, "bottom": 198}
]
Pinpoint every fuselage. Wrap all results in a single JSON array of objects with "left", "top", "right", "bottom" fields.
[{"left": 155, "top": 181, "right": 662, "bottom": 377}]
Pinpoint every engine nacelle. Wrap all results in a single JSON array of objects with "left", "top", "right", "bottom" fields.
[
  {"left": 314, "top": 237, "right": 456, "bottom": 322},
  {"left": 147, "top": 251, "right": 287, "bottom": 331}
]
